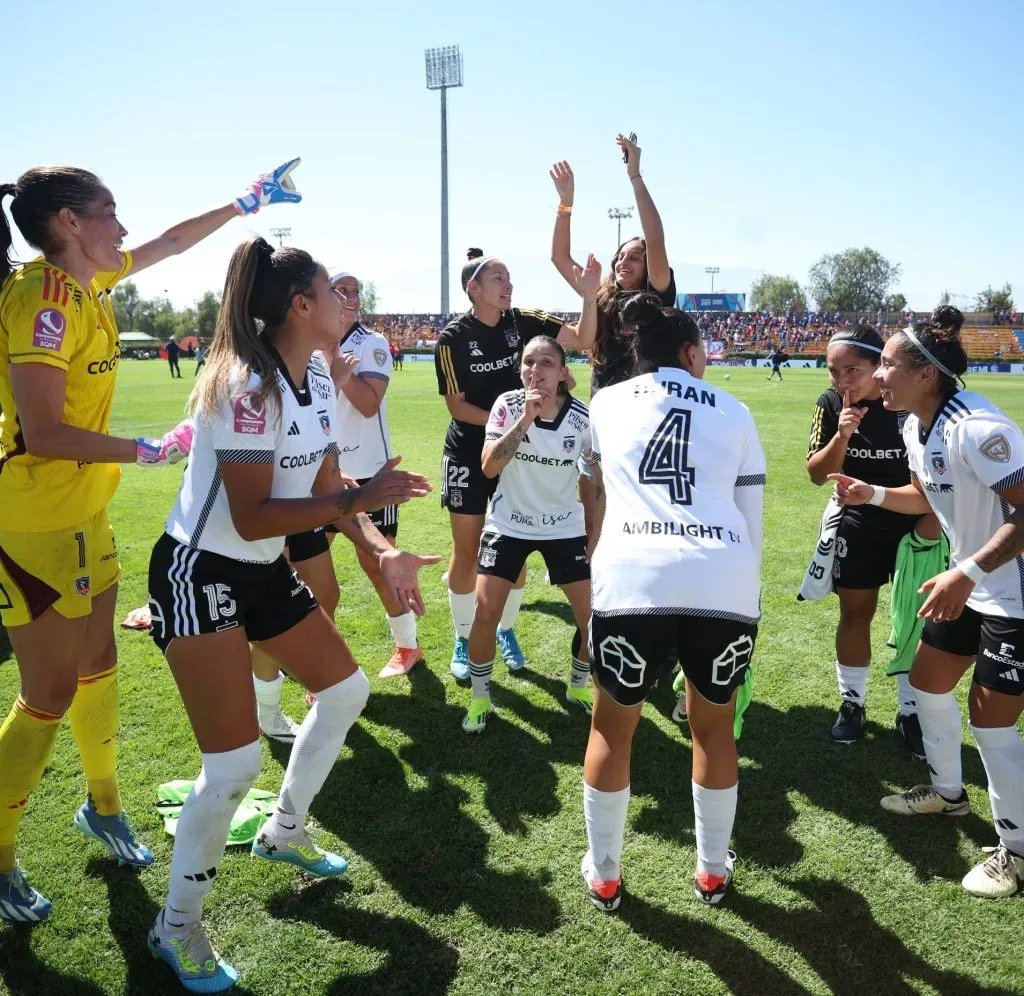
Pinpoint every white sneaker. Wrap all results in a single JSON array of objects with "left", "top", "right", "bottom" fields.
[
  {"left": 880, "top": 784, "right": 970, "bottom": 817},
  {"left": 259, "top": 707, "right": 301, "bottom": 743},
  {"left": 962, "top": 844, "right": 1024, "bottom": 898},
  {"left": 672, "top": 694, "right": 688, "bottom": 724}
]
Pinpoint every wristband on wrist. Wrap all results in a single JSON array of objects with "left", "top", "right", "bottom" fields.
[
  {"left": 866, "top": 486, "right": 886, "bottom": 507},
  {"left": 557, "top": 203, "right": 572, "bottom": 214},
  {"left": 957, "top": 557, "right": 988, "bottom": 584},
  {"left": 629, "top": 173, "right": 643, "bottom": 182}
]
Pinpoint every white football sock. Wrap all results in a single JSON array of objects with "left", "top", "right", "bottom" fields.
[
  {"left": 971, "top": 724, "right": 1024, "bottom": 857},
  {"left": 165, "top": 741, "right": 262, "bottom": 921},
  {"left": 693, "top": 780, "right": 737, "bottom": 878},
  {"left": 896, "top": 672, "right": 917, "bottom": 717},
  {"left": 583, "top": 782, "right": 629, "bottom": 883},
  {"left": 387, "top": 611, "right": 418, "bottom": 650},
  {"left": 499, "top": 585, "right": 525, "bottom": 633},
  {"left": 469, "top": 658, "right": 493, "bottom": 701},
  {"left": 448, "top": 589, "right": 475, "bottom": 641},
  {"left": 836, "top": 662, "right": 869, "bottom": 704},
  {"left": 253, "top": 672, "right": 284, "bottom": 713},
  {"left": 570, "top": 657, "right": 590, "bottom": 690},
  {"left": 270, "top": 670, "right": 370, "bottom": 835},
  {"left": 913, "top": 686, "right": 963, "bottom": 800}
]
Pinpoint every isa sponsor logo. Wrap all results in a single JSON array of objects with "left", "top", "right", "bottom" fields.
[
  {"left": 33, "top": 309, "right": 67, "bottom": 351},
  {"left": 75, "top": 576, "right": 91, "bottom": 597},
  {"left": 233, "top": 392, "right": 266, "bottom": 435}
]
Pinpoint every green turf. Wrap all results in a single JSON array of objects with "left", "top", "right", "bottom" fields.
[{"left": 1, "top": 361, "right": 1022, "bottom": 996}]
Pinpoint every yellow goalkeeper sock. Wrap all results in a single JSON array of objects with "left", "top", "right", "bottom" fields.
[
  {"left": 67, "top": 666, "right": 122, "bottom": 816},
  {"left": 0, "top": 697, "right": 62, "bottom": 872}
]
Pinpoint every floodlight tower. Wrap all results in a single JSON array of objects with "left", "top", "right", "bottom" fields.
[
  {"left": 705, "top": 266, "right": 720, "bottom": 292},
  {"left": 608, "top": 207, "right": 633, "bottom": 249},
  {"left": 425, "top": 45, "right": 464, "bottom": 314},
  {"left": 270, "top": 227, "right": 291, "bottom": 248}
]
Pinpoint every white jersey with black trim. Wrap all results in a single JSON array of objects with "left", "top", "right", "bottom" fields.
[
  {"left": 589, "top": 366, "right": 766, "bottom": 622},
  {"left": 333, "top": 322, "right": 392, "bottom": 479},
  {"left": 166, "top": 355, "right": 338, "bottom": 564},
  {"left": 484, "top": 390, "right": 590, "bottom": 540},
  {"left": 903, "top": 389, "right": 1024, "bottom": 618}
]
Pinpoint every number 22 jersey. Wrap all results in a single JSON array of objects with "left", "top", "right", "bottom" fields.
[{"left": 589, "top": 367, "right": 766, "bottom": 623}]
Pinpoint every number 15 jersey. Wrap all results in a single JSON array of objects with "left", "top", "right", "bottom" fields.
[{"left": 589, "top": 366, "right": 766, "bottom": 623}]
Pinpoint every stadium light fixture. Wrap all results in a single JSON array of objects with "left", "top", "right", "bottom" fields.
[
  {"left": 608, "top": 207, "right": 633, "bottom": 249},
  {"left": 270, "top": 227, "right": 291, "bottom": 248},
  {"left": 425, "top": 45, "right": 464, "bottom": 314},
  {"left": 705, "top": 266, "right": 720, "bottom": 293}
]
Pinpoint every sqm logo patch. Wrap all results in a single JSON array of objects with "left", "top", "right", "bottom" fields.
[
  {"left": 493, "top": 405, "right": 507, "bottom": 429},
  {"left": 979, "top": 433, "right": 1010, "bottom": 463},
  {"left": 75, "top": 576, "right": 91, "bottom": 597},
  {"left": 599, "top": 635, "right": 646, "bottom": 688},
  {"left": 33, "top": 309, "right": 67, "bottom": 350},
  {"left": 374, "top": 349, "right": 388, "bottom": 367},
  {"left": 233, "top": 392, "right": 266, "bottom": 435}
]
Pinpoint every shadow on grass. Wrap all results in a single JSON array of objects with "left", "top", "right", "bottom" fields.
[
  {"left": 727, "top": 876, "right": 1018, "bottom": 995},
  {"left": 267, "top": 879, "right": 459, "bottom": 995},
  {"left": 630, "top": 700, "right": 993, "bottom": 881},
  {"left": 0, "top": 923, "right": 106, "bottom": 996}
]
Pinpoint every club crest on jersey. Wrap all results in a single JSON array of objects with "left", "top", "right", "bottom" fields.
[
  {"left": 374, "top": 349, "right": 388, "bottom": 366},
  {"left": 318, "top": 410, "right": 331, "bottom": 436},
  {"left": 75, "top": 576, "right": 91, "bottom": 597},
  {"left": 562, "top": 435, "right": 576, "bottom": 454},
  {"left": 469, "top": 341, "right": 484, "bottom": 357},
  {"left": 32, "top": 308, "right": 67, "bottom": 351},
  {"left": 448, "top": 489, "right": 463, "bottom": 508},
  {"left": 233, "top": 392, "right": 266, "bottom": 435},
  {"left": 504, "top": 330, "right": 519, "bottom": 348},
  {"left": 979, "top": 433, "right": 1011, "bottom": 463},
  {"left": 599, "top": 635, "right": 646, "bottom": 689},
  {"left": 480, "top": 546, "right": 497, "bottom": 568},
  {"left": 931, "top": 453, "right": 946, "bottom": 474}
]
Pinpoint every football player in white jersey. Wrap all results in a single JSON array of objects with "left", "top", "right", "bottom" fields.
[
  {"left": 461, "top": 336, "right": 594, "bottom": 734},
  {"left": 144, "top": 238, "right": 439, "bottom": 992},
  {"left": 832, "top": 306, "right": 1024, "bottom": 899},
  {"left": 581, "top": 295, "right": 765, "bottom": 911}
]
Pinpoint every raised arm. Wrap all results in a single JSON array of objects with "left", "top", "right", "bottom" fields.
[
  {"left": 555, "top": 254, "right": 601, "bottom": 352},
  {"left": 617, "top": 134, "right": 671, "bottom": 293},
  {"left": 481, "top": 392, "right": 542, "bottom": 479},
  {"left": 128, "top": 158, "right": 302, "bottom": 275},
  {"left": 550, "top": 161, "right": 582, "bottom": 293}
]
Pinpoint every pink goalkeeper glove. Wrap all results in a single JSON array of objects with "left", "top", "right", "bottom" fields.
[{"left": 136, "top": 419, "right": 194, "bottom": 467}]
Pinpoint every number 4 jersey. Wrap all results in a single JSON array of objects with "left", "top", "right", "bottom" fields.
[{"left": 589, "top": 366, "right": 766, "bottom": 623}]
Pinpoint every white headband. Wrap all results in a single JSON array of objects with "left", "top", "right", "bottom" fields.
[
  {"left": 466, "top": 256, "right": 495, "bottom": 286},
  {"left": 902, "top": 326, "right": 957, "bottom": 378},
  {"left": 330, "top": 271, "right": 356, "bottom": 285}
]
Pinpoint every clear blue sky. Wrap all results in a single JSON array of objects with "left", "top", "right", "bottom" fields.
[{"left": 4, "top": 0, "right": 1021, "bottom": 314}]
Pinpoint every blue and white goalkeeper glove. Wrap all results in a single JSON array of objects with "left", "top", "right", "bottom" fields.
[{"left": 233, "top": 157, "right": 302, "bottom": 216}]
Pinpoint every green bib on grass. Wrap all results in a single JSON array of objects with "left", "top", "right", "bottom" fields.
[{"left": 155, "top": 780, "right": 277, "bottom": 846}]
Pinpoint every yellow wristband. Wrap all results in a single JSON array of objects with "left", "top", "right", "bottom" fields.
[{"left": 557, "top": 204, "right": 572, "bottom": 214}]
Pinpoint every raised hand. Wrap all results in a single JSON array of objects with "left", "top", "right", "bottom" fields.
[
  {"left": 616, "top": 133, "right": 641, "bottom": 177},
  {"left": 573, "top": 253, "right": 602, "bottom": 300},
  {"left": 523, "top": 387, "right": 545, "bottom": 422},
  {"left": 233, "top": 157, "right": 302, "bottom": 216},
  {"left": 334, "top": 353, "right": 360, "bottom": 386},
  {"left": 550, "top": 161, "right": 575, "bottom": 207},
  {"left": 378, "top": 548, "right": 443, "bottom": 616},
  {"left": 917, "top": 568, "right": 975, "bottom": 622},
  {"left": 837, "top": 390, "right": 868, "bottom": 440}
]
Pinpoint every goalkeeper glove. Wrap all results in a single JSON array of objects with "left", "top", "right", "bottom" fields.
[
  {"left": 137, "top": 419, "right": 194, "bottom": 467},
  {"left": 233, "top": 157, "right": 302, "bottom": 216}
]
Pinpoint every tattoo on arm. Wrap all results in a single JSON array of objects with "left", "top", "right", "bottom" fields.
[
  {"left": 335, "top": 489, "right": 358, "bottom": 516},
  {"left": 492, "top": 420, "right": 530, "bottom": 463},
  {"left": 976, "top": 512, "right": 1024, "bottom": 574}
]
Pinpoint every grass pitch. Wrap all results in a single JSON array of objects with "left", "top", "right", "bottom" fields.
[{"left": 0, "top": 361, "right": 1022, "bottom": 995}]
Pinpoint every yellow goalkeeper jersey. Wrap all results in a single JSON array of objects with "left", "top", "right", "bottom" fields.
[{"left": 0, "top": 252, "right": 132, "bottom": 531}]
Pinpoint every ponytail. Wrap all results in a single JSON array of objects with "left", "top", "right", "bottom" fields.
[
  {"left": 0, "top": 183, "right": 17, "bottom": 285},
  {"left": 620, "top": 293, "right": 701, "bottom": 376},
  {"left": 893, "top": 304, "right": 968, "bottom": 393},
  {"left": 188, "top": 237, "right": 320, "bottom": 419}
]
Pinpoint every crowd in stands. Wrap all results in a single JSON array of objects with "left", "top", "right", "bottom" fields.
[{"left": 364, "top": 309, "right": 1022, "bottom": 356}]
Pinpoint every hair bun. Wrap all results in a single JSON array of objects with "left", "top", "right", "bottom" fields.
[
  {"left": 930, "top": 304, "right": 963, "bottom": 338},
  {"left": 467, "top": 247, "right": 483, "bottom": 261},
  {"left": 619, "top": 292, "right": 664, "bottom": 329}
]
